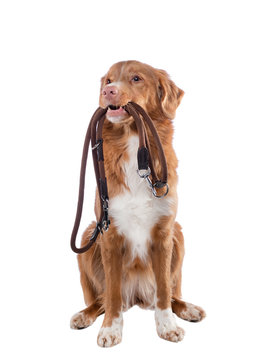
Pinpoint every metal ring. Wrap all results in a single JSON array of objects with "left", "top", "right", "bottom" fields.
[
  {"left": 137, "top": 167, "right": 151, "bottom": 178},
  {"left": 152, "top": 183, "right": 169, "bottom": 198}
]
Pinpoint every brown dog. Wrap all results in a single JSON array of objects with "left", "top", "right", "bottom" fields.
[{"left": 70, "top": 60, "right": 205, "bottom": 347}]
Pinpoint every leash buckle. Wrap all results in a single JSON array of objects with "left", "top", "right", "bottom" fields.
[
  {"left": 92, "top": 139, "right": 104, "bottom": 161},
  {"left": 102, "top": 197, "right": 110, "bottom": 231},
  {"left": 92, "top": 139, "right": 103, "bottom": 150}
]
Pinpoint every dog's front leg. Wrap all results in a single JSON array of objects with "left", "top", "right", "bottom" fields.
[
  {"left": 97, "top": 228, "right": 124, "bottom": 348},
  {"left": 151, "top": 216, "right": 185, "bottom": 342}
]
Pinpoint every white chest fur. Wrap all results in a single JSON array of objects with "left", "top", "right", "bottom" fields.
[{"left": 109, "top": 136, "right": 173, "bottom": 261}]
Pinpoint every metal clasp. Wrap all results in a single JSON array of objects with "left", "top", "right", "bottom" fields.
[
  {"left": 137, "top": 167, "right": 151, "bottom": 178},
  {"left": 101, "top": 197, "right": 110, "bottom": 231},
  {"left": 137, "top": 167, "right": 169, "bottom": 198}
]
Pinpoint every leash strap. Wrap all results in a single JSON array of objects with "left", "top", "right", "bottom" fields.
[
  {"left": 124, "top": 103, "right": 168, "bottom": 186},
  {"left": 70, "top": 107, "right": 107, "bottom": 254},
  {"left": 70, "top": 102, "right": 169, "bottom": 254}
]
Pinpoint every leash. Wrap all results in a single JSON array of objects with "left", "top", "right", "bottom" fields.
[{"left": 70, "top": 102, "right": 169, "bottom": 254}]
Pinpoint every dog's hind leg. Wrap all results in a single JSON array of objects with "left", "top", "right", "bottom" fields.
[
  {"left": 70, "top": 261, "right": 104, "bottom": 329},
  {"left": 171, "top": 296, "right": 206, "bottom": 322},
  {"left": 70, "top": 222, "right": 105, "bottom": 329},
  {"left": 170, "top": 221, "right": 185, "bottom": 299},
  {"left": 170, "top": 222, "right": 206, "bottom": 322},
  {"left": 70, "top": 301, "right": 104, "bottom": 329}
]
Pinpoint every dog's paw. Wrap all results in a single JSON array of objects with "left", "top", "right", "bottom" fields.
[
  {"left": 97, "top": 315, "right": 123, "bottom": 347},
  {"left": 155, "top": 308, "right": 185, "bottom": 343},
  {"left": 158, "top": 325, "right": 185, "bottom": 342},
  {"left": 180, "top": 303, "right": 206, "bottom": 322},
  {"left": 70, "top": 311, "right": 95, "bottom": 330}
]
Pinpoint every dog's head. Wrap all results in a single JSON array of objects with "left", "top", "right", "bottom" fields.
[{"left": 99, "top": 60, "right": 184, "bottom": 123}]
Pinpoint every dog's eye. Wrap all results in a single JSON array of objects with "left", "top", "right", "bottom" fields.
[
  {"left": 132, "top": 76, "right": 141, "bottom": 82},
  {"left": 106, "top": 79, "right": 111, "bottom": 84}
]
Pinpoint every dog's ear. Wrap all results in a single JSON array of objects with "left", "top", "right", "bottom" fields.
[{"left": 156, "top": 69, "right": 184, "bottom": 119}]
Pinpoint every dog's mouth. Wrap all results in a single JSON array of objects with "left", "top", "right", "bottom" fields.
[
  {"left": 106, "top": 104, "right": 127, "bottom": 121},
  {"left": 108, "top": 105, "right": 121, "bottom": 111}
]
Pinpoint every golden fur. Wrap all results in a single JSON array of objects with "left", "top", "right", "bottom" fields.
[{"left": 70, "top": 61, "right": 205, "bottom": 346}]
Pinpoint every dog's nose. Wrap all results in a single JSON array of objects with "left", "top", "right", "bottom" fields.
[{"left": 102, "top": 86, "right": 118, "bottom": 101}]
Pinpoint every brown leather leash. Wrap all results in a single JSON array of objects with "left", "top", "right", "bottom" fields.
[{"left": 70, "top": 102, "right": 169, "bottom": 254}]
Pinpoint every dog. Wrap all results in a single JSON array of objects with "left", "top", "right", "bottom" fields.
[{"left": 70, "top": 60, "right": 205, "bottom": 347}]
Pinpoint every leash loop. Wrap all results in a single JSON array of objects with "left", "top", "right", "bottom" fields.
[{"left": 71, "top": 102, "right": 170, "bottom": 254}]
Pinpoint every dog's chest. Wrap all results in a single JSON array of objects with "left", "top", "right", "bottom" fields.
[{"left": 109, "top": 136, "right": 172, "bottom": 260}]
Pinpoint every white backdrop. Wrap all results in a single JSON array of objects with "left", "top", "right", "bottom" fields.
[{"left": 1, "top": 0, "right": 263, "bottom": 359}]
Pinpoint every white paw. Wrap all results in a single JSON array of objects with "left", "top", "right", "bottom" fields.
[
  {"left": 155, "top": 307, "right": 185, "bottom": 342},
  {"left": 70, "top": 311, "right": 95, "bottom": 329},
  {"left": 97, "top": 314, "right": 123, "bottom": 347},
  {"left": 180, "top": 303, "right": 206, "bottom": 322}
]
